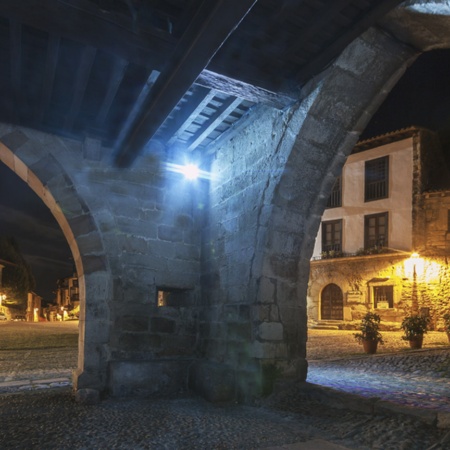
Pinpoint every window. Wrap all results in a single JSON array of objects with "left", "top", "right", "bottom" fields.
[
  {"left": 326, "top": 176, "right": 342, "bottom": 208},
  {"left": 365, "top": 212, "right": 388, "bottom": 249},
  {"left": 365, "top": 156, "right": 389, "bottom": 201},
  {"left": 322, "top": 219, "right": 342, "bottom": 253},
  {"left": 374, "top": 285, "right": 394, "bottom": 309},
  {"left": 157, "top": 288, "right": 191, "bottom": 307}
]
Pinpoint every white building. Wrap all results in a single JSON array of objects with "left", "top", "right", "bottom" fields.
[{"left": 308, "top": 127, "right": 450, "bottom": 326}]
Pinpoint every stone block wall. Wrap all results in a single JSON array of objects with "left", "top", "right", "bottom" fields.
[
  {"left": 0, "top": 125, "right": 206, "bottom": 396},
  {"left": 308, "top": 253, "right": 450, "bottom": 329}
]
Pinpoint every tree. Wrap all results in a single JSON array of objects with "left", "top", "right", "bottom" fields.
[{"left": 0, "top": 236, "right": 35, "bottom": 306}]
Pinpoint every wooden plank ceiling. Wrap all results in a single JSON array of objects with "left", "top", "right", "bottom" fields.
[{"left": 0, "top": 0, "right": 404, "bottom": 167}]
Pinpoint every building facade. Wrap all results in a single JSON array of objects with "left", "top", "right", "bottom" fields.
[{"left": 308, "top": 128, "right": 450, "bottom": 328}]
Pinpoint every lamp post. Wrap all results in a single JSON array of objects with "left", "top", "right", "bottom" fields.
[{"left": 410, "top": 252, "right": 420, "bottom": 313}]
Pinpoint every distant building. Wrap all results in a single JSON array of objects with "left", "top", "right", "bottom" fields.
[
  {"left": 308, "top": 127, "right": 450, "bottom": 328},
  {"left": 27, "top": 292, "right": 42, "bottom": 322},
  {"left": 55, "top": 273, "right": 79, "bottom": 312}
]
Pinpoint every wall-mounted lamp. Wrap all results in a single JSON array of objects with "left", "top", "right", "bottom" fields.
[{"left": 165, "top": 162, "right": 212, "bottom": 181}]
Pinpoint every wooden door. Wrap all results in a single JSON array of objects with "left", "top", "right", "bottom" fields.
[{"left": 321, "top": 283, "right": 343, "bottom": 320}]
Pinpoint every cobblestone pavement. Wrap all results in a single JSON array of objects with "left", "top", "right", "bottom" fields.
[
  {"left": 2, "top": 325, "right": 450, "bottom": 448},
  {"left": 307, "top": 330, "right": 450, "bottom": 413}
]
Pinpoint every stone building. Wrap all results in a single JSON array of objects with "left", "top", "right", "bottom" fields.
[
  {"left": 308, "top": 127, "right": 450, "bottom": 328},
  {"left": 1, "top": 2, "right": 450, "bottom": 402},
  {"left": 55, "top": 273, "right": 80, "bottom": 312}
]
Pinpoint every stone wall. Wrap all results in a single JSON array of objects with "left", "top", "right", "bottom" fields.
[
  {"left": 0, "top": 124, "right": 205, "bottom": 396},
  {"left": 423, "top": 191, "right": 450, "bottom": 252},
  {"left": 308, "top": 253, "right": 450, "bottom": 329}
]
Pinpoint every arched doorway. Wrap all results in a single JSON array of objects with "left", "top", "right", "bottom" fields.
[{"left": 321, "top": 284, "right": 343, "bottom": 320}]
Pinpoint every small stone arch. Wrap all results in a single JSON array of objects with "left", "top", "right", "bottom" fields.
[
  {"left": 320, "top": 283, "right": 344, "bottom": 321},
  {"left": 0, "top": 126, "right": 111, "bottom": 393}
]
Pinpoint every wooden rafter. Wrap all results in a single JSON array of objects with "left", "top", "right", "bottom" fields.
[
  {"left": 37, "top": 34, "right": 60, "bottom": 126},
  {"left": 0, "top": 0, "right": 175, "bottom": 70},
  {"left": 9, "top": 19, "right": 21, "bottom": 123},
  {"left": 64, "top": 46, "right": 97, "bottom": 131},
  {"left": 95, "top": 58, "right": 128, "bottom": 128},
  {"left": 114, "top": 0, "right": 258, "bottom": 167},
  {"left": 165, "top": 87, "right": 217, "bottom": 146},
  {"left": 186, "top": 97, "right": 243, "bottom": 151},
  {"left": 195, "top": 70, "right": 295, "bottom": 109}
]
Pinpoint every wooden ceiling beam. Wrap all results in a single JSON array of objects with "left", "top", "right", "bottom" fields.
[
  {"left": 195, "top": 70, "right": 296, "bottom": 109},
  {"left": 186, "top": 97, "right": 243, "bottom": 151},
  {"left": 114, "top": 0, "right": 258, "bottom": 167},
  {"left": 64, "top": 46, "right": 97, "bottom": 131},
  {"left": 286, "top": 0, "right": 354, "bottom": 58},
  {"left": 165, "top": 87, "right": 217, "bottom": 146},
  {"left": 0, "top": 0, "right": 175, "bottom": 70},
  {"left": 95, "top": 58, "right": 128, "bottom": 128},
  {"left": 37, "top": 34, "right": 60, "bottom": 126},
  {"left": 9, "top": 19, "right": 21, "bottom": 124}
]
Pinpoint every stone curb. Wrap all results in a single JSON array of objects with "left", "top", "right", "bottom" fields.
[
  {"left": 289, "top": 382, "right": 450, "bottom": 429},
  {"left": 0, "top": 377, "right": 72, "bottom": 393}
]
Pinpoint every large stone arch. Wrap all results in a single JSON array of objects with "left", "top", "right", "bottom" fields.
[
  {"left": 259, "top": 2, "right": 450, "bottom": 379},
  {"left": 200, "top": 1, "right": 450, "bottom": 401},
  {"left": 0, "top": 125, "right": 111, "bottom": 393}
]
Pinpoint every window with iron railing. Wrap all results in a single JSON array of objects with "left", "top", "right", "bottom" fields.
[
  {"left": 322, "top": 219, "right": 342, "bottom": 253},
  {"left": 365, "top": 156, "right": 389, "bottom": 202},
  {"left": 326, "top": 176, "right": 342, "bottom": 208},
  {"left": 364, "top": 212, "right": 388, "bottom": 249}
]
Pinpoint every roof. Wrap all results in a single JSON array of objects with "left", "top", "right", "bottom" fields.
[{"left": 0, "top": 0, "right": 404, "bottom": 166}]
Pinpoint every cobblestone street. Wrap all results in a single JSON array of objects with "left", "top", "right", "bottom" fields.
[
  {"left": 1, "top": 323, "right": 450, "bottom": 448},
  {"left": 0, "top": 321, "right": 78, "bottom": 389}
]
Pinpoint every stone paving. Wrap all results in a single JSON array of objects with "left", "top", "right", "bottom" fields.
[
  {"left": 307, "top": 330, "right": 450, "bottom": 420},
  {"left": 2, "top": 326, "right": 450, "bottom": 448}
]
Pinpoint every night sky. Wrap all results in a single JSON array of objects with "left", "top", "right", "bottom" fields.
[
  {"left": 0, "top": 165, "right": 73, "bottom": 303},
  {"left": 2, "top": 49, "right": 450, "bottom": 303}
]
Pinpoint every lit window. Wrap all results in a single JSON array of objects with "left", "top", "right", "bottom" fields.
[
  {"left": 364, "top": 212, "right": 388, "bottom": 249},
  {"left": 322, "top": 219, "right": 342, "bottom": 253}
]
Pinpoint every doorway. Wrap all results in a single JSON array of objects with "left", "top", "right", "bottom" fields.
[{"left": 321, "top": 283, "right": 343, "bottom": 320}]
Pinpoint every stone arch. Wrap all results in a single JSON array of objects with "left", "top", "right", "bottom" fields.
[
  {"left": 257, "top": 3, "right": 450, "bottom": 378},
  {"left": 0, "top": 126, "right": 111, "bottom": 393},
  {"left": 320, "top": 283, "right": 344, "bottom": 321}
]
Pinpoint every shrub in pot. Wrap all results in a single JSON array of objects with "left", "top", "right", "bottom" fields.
[
  {"left": 401, "top": 314, "right": 430, "bottom": 349},
  {"left": 354, "top": 312, "right": 384, "bottom": 354}
]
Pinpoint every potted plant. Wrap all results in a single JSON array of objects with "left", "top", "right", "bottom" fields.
[
  {"left": 354, "top": 312, "right": 384, "bottom": 354},
  {"left": 401, "top": 314, "right": 430, "bottom": 349},
  {"left": 443, "top": 313, "right": 450, "bottom": 343}
]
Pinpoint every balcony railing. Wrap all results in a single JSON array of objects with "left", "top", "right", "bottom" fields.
[{"left": 365, "top": 180, "right": 387, "bottom": 201}]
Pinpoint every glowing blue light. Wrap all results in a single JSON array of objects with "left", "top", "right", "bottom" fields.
[
  {"left": 181, "top": 163, "right": 200, "bottom": 180},
  {"left": 165, "top": 162, "right": 212, "bottom": 181}
]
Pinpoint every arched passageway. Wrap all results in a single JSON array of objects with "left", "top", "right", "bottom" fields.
[
  {"left": 0, "top": 131, "right": 111, "bottom": 393},
  {"left": 2, "top": 1, "right": 450, "bottom": 403}
]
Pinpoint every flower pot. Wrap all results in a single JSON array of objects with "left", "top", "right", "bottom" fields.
[
  {"left": 362, "top": 339, "right": 378, "bottom": 354},
  {"left": 409, "top": 335, "right": 423, "bottom": 349}
]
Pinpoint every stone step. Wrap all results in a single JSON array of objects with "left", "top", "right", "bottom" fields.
[
  {"left": 309, "top": 320, "right": 343, "bottom": 330},
  {"left": 310, "top": 325, "right": 340, "bottom": 330}
]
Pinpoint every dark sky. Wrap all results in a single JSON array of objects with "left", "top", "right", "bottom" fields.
[
  {"left": 362, "top": 49, "right": 450, "bottom": 159},
  {"left": 0, "top": 164, "right": 73, "bottom": 303},
  {"left": 2, "top": 49, "right": 450, "bottom": 303}
]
